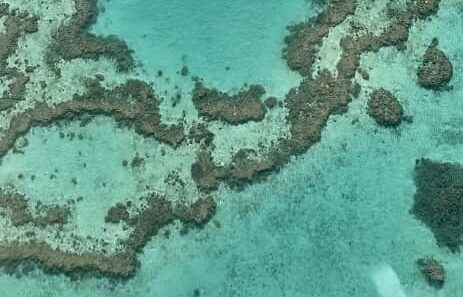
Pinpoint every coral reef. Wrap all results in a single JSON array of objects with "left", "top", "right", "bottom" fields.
[
  {"left": 0, "top": 243, "right": 137, "bottom": 279},
  {"left": 192, "top": 83, "right": 267, "bottom": 125},
  {"left": 283, "top": 0, "right": 357, "bottom": 76},
  {"left": 414, "top": 0, "right": 441, "bottom": 20},
  {"left": 264, "top": 97, "right": 278, "bottom": 109},
  {"left": 286, "top": 70, "right": 352, "bottom": 155},
  {"left": 191, "top": 148, "right": 290, "bottom": 191},
  {"left": 47, "top": 0, "right": 134, "bottom": 72},
  {"left": 0, "top": 4, "right": 39, "bottom": 110},
  {"left": 191, "top": 0, "right": 443, "bottom": 190},
  {"left": 417, "top": 39, "right": 453, "bottom": 90},
  {"left": 104, "top": 203, "right": 130, "bottom": 224},
  {"left": 191, "top": 150, "right": 227, "bottom": 191},
  {"left": 416, "top": 257, "right": 445, "bottom": 289},
  {"left": 188, "top": 124, "right": 214, "bottom": 146},
  {"left": 367, "top": 88, "right": 404, "bottom": 127},
  {"left": 0, "top": 190, "right": 70, "bottom": 228},
  {"left": 0, "top": 191, "right": 216, "bottom": 279},
  {"left": 0, "top": 0, "right": 446, "bottom": 280},
  {"left": 125, "top": 195, "right": 216, "bottom": 252},
  {"left": 0, "top": 79, "right": 185, "bottom": 164},
  {"left": 411, "top": 159, "right": 463, "bottom": 252}
]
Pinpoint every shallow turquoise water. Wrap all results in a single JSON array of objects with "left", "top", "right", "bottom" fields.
[
  {"left": 93, "top": 0, "right": 311, "bottom": 97},
  {"left": 0, "top": 0, "right": 463, "bottom": 296}
]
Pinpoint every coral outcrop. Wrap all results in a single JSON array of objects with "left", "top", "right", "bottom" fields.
[
  {"left": 0, "top": 191, "right": 70, "bottom": 228},
  {"left": 411, "top": 159, "right": 463, "bottom": 252},
  {"left": 0, "top": 190, "right": 216, "bottom": 279},
  {"left": 367, "top": 88, "right": 404, "bottom": 127},
  {"left": 0, "top": 4, "right": 39, "bottom": 110},
  {"left": 417, "top": 257, "right": 445, "bottom": 289},
  {"left": 48, "top": 0, "right": 134, "bottom": 71},
  {"left": 0, "top": 79, "right": 185, "bottom": 164},
  {"left": 417, "top": 39, "right": 453, "bottom": 90},
  {"left": 192, "top": 83, "right": 267, "bottom": 125}
]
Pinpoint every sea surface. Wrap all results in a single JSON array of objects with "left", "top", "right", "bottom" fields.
[{"left": 0, "top": 0, "right": 462, "bottom": 296}]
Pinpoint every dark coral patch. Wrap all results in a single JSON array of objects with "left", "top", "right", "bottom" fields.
[
  {"left": 283, "top": 0, "right": 357, "bottom": 76},
  {"left": 48, "top": 0, "right": 134, "bottom": 71},
  {"left": 414, "top": 0, "right": 441, "bottom": 20},
  {"left": 0, "top": 5, "right": 39, "bottom": 109},
  {"left": 192, "top": 83, "right": 267, "bottom": 125},
  {"left": 105, "top": 203, "right": 130, "bottom": 224},
  {"left": 416, "top": 257, "right": 445, "bottom": 289},
  {"left": 0, "top": 79, "right": 185, "bottom": 164},
  {"left": 191, "top": 148, "right": 288, "bottom": 192},
  {"left": 0, "top": 191, "right": 216, "bottom": 279},
  {"left": 0, "top": 191, "right": 70, "bottom": 228},
  {"left": 189, "top": 0, "right": 444, "bottom": 192},
  {"left": 417, "top": 40, "right": 453, "bottom": 90},
  {"left": 411, "top": 159, "right": 463, "bottom": 252},
  {"left": 367, "top": 88, "right": 403, "bottom": 127},
  {"left": 124, "top": 195, "right": 216, "bottom": 252}
]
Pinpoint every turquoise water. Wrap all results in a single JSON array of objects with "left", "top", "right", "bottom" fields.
[
  {"left": 93, "top": 0, "right": 309, "bottom": 96},
  {"left": 0, "top": 0, "right": 463, "bottom": 296}
]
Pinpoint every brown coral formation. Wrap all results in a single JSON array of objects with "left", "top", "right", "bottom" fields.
[
  {"left": 105, "top": 203, "right": 130, "bottom": 224},
  {"left": 0, "top": 4, "right": 39, "bottom": 110},
  {"left": 191, "top": 148, "right": 288, "bottom": 191},
  {"left": 191, "top": 150, "right": 228, "bottom": 191},
  {"left": 0, "top": 191, "right": 70, "bottom": 228},
  {"left": 0, "top": 192, "right": 216, "bottom": 278},
  {"left": 34, "top": 204, "right": 70, "bottom": 228},
  {"left": 0, "top": 243, "right": 137, "bottom": 279},
  {"left": 0, "top": 191, "right": 34, "bottom": 227},
  {"left": 175, "top": 197, "right": 217, "bottom": 228},
  {"left": 188, "top": 123, "right": 214, "bottom": 146},
  {"left": 125, "top": 196, "right": 216, "bottom": 251},
  {"left": 48, "top": 0, "right": 134, "bottom": 71},
  {"left": 283, "top": 0, "right": 357, "bottom": 76},
  {"left": 417, "top": 257, "right": 445, "bottom": 289},
  {"left": 367, "top": 88, "right": 404, "bottom": 127},
  {"left": 286, "top": 70, "right": 353, "bottom": 155},
  {"left": 414, "top": 0, "right": 441, "bottom": 20},
  {"left": 264, "top": 97, "right": 278, "bottom": 109},
  {"left": 411, "top": 159, "right": 463, "bottom": 252},
  {"left": 0, "top": 79, "right": 185, "bottom": 163},
  {"left": 417, "top": 39, "right": 453, "bottom": 90},
  {"left": 192, "top": 83, "right": 267, "bottom": 125}
]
